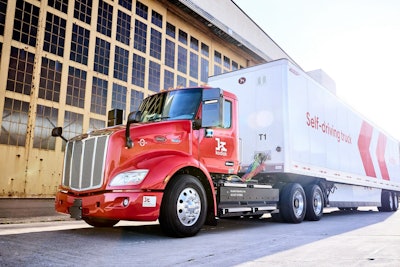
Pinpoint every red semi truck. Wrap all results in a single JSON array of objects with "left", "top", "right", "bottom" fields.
[{"left": 53, "top": 59, "right": 400, "bottom": 237}]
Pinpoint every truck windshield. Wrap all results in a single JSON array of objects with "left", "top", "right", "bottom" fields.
[{"left": 138, "top": 88, "right": 202, "bottom": 122}]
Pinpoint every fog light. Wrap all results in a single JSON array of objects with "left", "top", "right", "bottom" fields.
[{"left": 122, "top": 198, "right": 129, "bottom": 207}]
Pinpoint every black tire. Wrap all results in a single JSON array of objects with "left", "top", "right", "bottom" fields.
[
  {"left": 304, "top": 184, "right": 324, "bottom": 221},
  {"left": 392, "top": 192, "right": 398, "bottom": 211},
  {"left": 279, "top": 183, "right": 306, "bottom": 223},
  {"left": 378, "top": 191, "right": 394, "bottom": 212},
  {"left": 84, "top": 217, "right": 120, "bottom": 227},
  {"left": 159, "top": 174, "right": 207, "bottom": 237}
]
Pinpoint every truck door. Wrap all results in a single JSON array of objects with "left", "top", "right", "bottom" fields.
[{"left": 198, "top": 89, "right": 238, "bottom": 174}]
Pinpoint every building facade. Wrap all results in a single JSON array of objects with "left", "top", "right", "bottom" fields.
[{"left": 0, "top": 0, "right": 292, "bottom": 198}]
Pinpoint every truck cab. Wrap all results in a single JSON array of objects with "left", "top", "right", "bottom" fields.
[{"left": 54, "top": 87, "right": 277, "bottom": 237}]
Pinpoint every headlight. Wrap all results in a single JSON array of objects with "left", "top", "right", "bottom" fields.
[{"left": 109, "top": 169, "right": 149, "bottom": 186}]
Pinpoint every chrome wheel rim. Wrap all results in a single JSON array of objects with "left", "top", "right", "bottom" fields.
[{"left": 177, "top": 187, "right": 201, "bottom": 226}]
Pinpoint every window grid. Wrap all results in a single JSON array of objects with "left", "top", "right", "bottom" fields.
[
  {"left": 63, "top": 111, "right": 83, "bottom": 141},
  {"left": 177, "top": 75, "right": 186, "bottom": 87},
  {"left": 166, "top": 22, "right": 175, "bottom": 38},
  {"left": 151, "top": 10, "right": 162, "bottom": 28},
  {"left": 164, "top": 70, "right": 174, "bottom": 89},
  {"left": 0, "top": 98, "right": 29, "bottom": 147},
  {"left": 114, "top": 46, "right": 129, "bottom": 82},
  {"left": 177, "top": 46, "right": 187, "bottom": 74},
  {"left": 94, "top": 37, "right": 110, "bottom": 75},
  {"left": 135, "top": 1, "right": 148, "bottom": 19},
  {"left": 97, "top": 0, "right": 113, "bottom": 37},
  {"left": 0, "top": 0, "right": 7, "bottom": 35},
  {"left": 13, "top": 0, "right": 40, "bottom": 47},
  {"left": 190, "top": 37, "right": 198, "bottom": 51},
  {"left": 43, "top": 12, "right": 66, "bottom": 57},
  {"left": 178, "top": 29, "right": 187, "bottom": 44},
  {"left": 91, "top": 77, "right": 108, "bottom": 115},
  {"left": 66, "top": 66, "right": 86, "bottom": 109},
  {"left": 39, "top": 57, "right": 62, "bottom": 102},
  {"left": 190, "top": 52, "right": 198, "bottom": 79},
  {"left": 74, "top": 0, "right": 92, "bottom": 24},
  {"left": 116, "top": 10, "right": 131, "bottom": 45},
  {"left": 201, "top": 43, "right": 209, "bottom": 57},
  {"left": 89, "top": 118, "right": 105, "bottom": 131},
  {"left": 118, "top": 0, "right": 132, "bottom": 11},
  {"left": 7, "top": 47, "right": 35, "bottom": 95},
  {"left": 112, "top": 83, "right": 127, "bottom": 111},
  {"left": 134, "top": 20, "right": 147, "bottom": 53},
  {"left": 165, "top": 39, "right": 175, "bottom": 68},
  {"left": 130, "top": 89, "right": 144, "bottom": 112},
  {"left": 150, "top": 28, "right": 162, "bottom": 60},
  {"left": 70, "top": 24, "right": 90, "bottom": 65},
  {"left": 148, "top": 61, "right": 160, "bottom": 92},
  {"left": 33, "top": 105, "right": 58, "bottom": 150},
  {"left": 132, "top": 53, "right": 145, "bottom": 87},
  {"left": 201, "top": 58, "right": 209, "bottom": 83},
  {"left": 48, "top": 0, "right": 68, "bottom": 14}
]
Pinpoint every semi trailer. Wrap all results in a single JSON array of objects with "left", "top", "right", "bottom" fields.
[{"left": 53, "top": 59, "right": 400, "bottom": 237}]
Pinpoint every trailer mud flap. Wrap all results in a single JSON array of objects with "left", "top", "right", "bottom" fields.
[{"left": 70, "top": 199, "right": 82, "bottom": 219}]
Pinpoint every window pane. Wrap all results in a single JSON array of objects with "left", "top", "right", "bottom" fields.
[
  {"left": 33, "top": 105, "right": 58, "bottom": 150},
  {"left": 66, "top": 66, "right": 86, "bottom": 108},
  {"left": 91, "top": 77, "right": 108, "bottom": 115},
  {"left": 0, "top": 98, "right": 29, "bottom": 146},
  {"left": 114, "top": 46, "right": 129, "bottom": 82},
  {"left": 39, "top": 57, "right": 62, "bottom": 102},
  {"left": 7, "top": 47, "right": 35, "bottom": 95}
]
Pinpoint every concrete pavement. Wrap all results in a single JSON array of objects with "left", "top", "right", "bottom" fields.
[{"left": 0, "top": 198, "right": 71, "bottom": 224}]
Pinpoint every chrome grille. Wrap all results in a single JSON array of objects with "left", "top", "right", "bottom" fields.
[{"left": 63, "top": 135, "right": 109, "bottom": 191}]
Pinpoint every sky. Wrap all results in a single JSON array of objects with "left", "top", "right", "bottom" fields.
[{"left": 233, "top": 0, "right": 400, "bottom": 140}]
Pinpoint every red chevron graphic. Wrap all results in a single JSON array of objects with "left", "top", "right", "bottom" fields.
[
  {"left": 357, "top": 121, "right": 376, "bottom": 177},
  {"left": 376, "top": 133, "right": 390, "bottom": 180}
]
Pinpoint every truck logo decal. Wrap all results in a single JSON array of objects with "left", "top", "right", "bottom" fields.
[
  {"left": 215, "top": 138, "right": 227, "bottom": 156},
  {"left": 238, "top": 77, "right": 246, "bottom": 84},
  {"left": 139, "top": 138, "right": 147, "bottom": 147}
]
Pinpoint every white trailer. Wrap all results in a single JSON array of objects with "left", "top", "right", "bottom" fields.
[{"left": 208, "top": 59, "right": 400, "bottom": 216}]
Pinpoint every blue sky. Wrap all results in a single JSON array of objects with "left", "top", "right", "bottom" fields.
[{"left": 234, "top": 0, "right": 400, "bottom": 140}]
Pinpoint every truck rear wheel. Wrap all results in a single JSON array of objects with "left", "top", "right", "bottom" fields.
[
  {"left": 392, "top": 192, "right": 398, "bottom": 211},
  {"left": 83, "top": 217, "right": 120, "bottom": 227},
  {"left": 378, "top": 191, "right": 394, "bottom": 212},
  {"left": 280, "top": 183, "right": 306, "bottom": 223},
  {"left": 159, "top": 174, "right": 207, "bottom": 237},
  {"left": 305, "top": 184, "right": 324, "bottom": 221}
]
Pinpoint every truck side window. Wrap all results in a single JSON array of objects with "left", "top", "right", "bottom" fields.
[{"left": 223, "top": 100, "right": 232, "bottom": 128}]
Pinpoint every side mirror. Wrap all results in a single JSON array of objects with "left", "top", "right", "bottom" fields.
[
  {"left": 51, "top": 127, "right": 68, "bottom": 142},
  {"left": 125, "top": 111, "right": 142, "bottom": 149},
  {"left": 201, "top": 88, "right": 223, "bottom": 128}
]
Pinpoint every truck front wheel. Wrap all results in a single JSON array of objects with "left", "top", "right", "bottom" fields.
[
  {"left": 305, "top": 184, "right": 324, "bottom": 221},
  {"left": 280, "top": 183, "right": 306, "bottom": 223},
  {"left": 159, "top": 174, "right": 207, "bottom": 237}
]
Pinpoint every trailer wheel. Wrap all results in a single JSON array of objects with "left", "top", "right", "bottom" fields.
[
  {"left": 159, "top": 174, "right": 207, "bottom": 237},
  {"left": 305, "top": 184, "right": 324, "bottom": 221},
  {"left": 378, "top": 191, "right": 394, "bottom": 212},
  {"left": 392, "top": 192, "right": 398, "bottom": 211},
  {"left": 280, "top": 183, "right": 306, "bottom": 223},
  {"left": 83, "top": 217, "right": 120, "bottom": 227}
]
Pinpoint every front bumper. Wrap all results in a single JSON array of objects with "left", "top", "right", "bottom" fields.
[{"left": 55, "top": 190, "right": 163, "bottom": 222}]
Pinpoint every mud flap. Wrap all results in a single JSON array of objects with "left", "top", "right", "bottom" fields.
[{"left": 70, "top": 199, "right": 82, "bottom": 219}]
